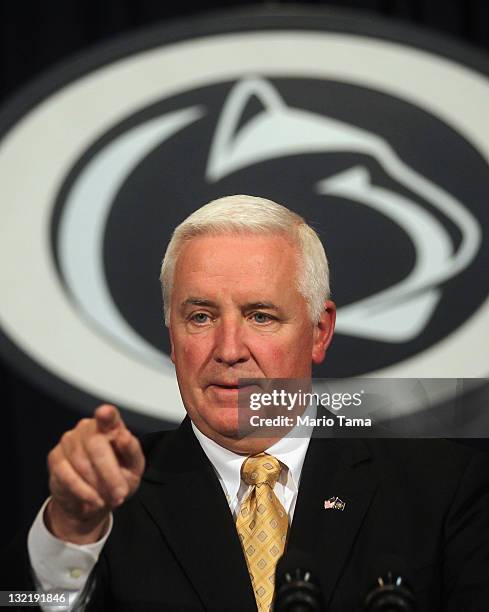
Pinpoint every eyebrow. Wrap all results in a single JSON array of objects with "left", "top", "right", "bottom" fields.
[
  {"left": 180, "top": 297, "right": 218, "bottom": 309},
  {"left": 244, "top": 301, "right": 280, "bottom": 311},
  {"left": 180, "top": 297, "right": 281, "bottom": 311}
]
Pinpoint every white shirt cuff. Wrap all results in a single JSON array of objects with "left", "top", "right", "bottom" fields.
[{"left": 28, "top": 497, "right": 113, "bottom": 591}]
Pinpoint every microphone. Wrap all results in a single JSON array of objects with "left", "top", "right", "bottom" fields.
[
  {"left": 274, "top": 549, "right": 324, "bottom": 612},
  {"left": 364, "top": 555, "right": 417, "bottom": 612}
]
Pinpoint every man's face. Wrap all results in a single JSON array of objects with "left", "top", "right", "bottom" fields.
[{"left": 169, "top": 232, "right": 335, "bottom": 451}]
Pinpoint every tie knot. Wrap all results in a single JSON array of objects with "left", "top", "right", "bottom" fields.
[{"left": 241, "top": 453, "right": 282, "bottom": 487}]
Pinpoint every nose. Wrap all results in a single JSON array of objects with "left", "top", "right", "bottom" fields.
[{"left": 213, "top": 315, "right": 250, "bottom": 366}]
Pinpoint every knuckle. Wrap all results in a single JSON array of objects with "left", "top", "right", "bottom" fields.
[
  {"left": 128, "top": 472, "right": 142, "bottom": 490},
  {"left": 72, "top": 454, "right": 93, "bottom": 479},
  {"left": 108, "top": 468, "right": 126, "bottom": 490},
  {"left": 117, "top": 482, "right": 129, "bottom": 497},
  {"left": 51, "top": 462, "right": 71, "bottom": 490},
  {"left": 60, "top": 431, "right": 72, "bottom": 447},
  {"left": 86, "top": 434, "right": 104, "bottom": 455},
  {"left": 62, "top": 469, "right": 81, "bottom": 493},
  {"left": 77, "top": 418, "right": 93, "bottom": 434},
  {"left": 47, "top": 447, "right": 60, "bottom": 471}
]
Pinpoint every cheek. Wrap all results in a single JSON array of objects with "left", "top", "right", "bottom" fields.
[
  {"left": 175, "top": 333, "right": 212, "bottom": 368},
  {"left": 253, "top": 332, "right": 313, "bottom": 375}
]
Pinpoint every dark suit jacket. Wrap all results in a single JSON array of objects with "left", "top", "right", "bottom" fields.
[{"left": 3, "top": 417, "right": 489, "bottom": 611}]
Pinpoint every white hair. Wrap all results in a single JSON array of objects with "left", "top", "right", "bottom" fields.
[{"left": 160, "top": 195, "right": 330, "bottom": 326}]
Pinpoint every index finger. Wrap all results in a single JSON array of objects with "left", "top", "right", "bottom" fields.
[
  {"left": 95, "top": 404, "right": 124, "bottom": 434},
  {"left": 112, "top": 428, "right": 145, "bottom": 476}
]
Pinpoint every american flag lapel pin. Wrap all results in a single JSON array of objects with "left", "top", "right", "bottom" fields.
[{"left": 324, "top": 496, "right": 346, "bottom": 511}]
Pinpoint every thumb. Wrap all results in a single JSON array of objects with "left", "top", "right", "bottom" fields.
[{"left": 95, "top": 404, "right": 123, "bottom": 434}]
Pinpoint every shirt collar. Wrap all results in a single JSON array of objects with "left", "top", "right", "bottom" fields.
[{"left": 191, "top": 402, "right": 315, "bottom": 502}]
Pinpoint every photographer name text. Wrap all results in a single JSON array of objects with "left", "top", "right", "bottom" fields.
[{"left": 249, "top": 414, "right": 372, "bottom": 428}]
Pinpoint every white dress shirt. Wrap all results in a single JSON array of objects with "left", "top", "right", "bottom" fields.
[
  {"left": 28, "top": 407, "right": 314, "bottom": 611},
  {"left": 191, "top": 420, "right": 311, "bottom": 521}
]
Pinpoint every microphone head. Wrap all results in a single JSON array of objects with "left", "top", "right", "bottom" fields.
[
  {"left": 368, "top": 554, "right": 414, "bottom": 589},
  {"left": 274, "top": 549, "right": 323, "bottom": 612},
  {"left": 276, "top": 549, "right": 320, "bottom": 586},
  {"left": 365, "top": 555, "right": 417, "bottom": 612}
]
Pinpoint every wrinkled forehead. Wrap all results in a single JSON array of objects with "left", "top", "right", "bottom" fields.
[
  {"left": 173, "top": 231, "right": 302, "bottom": 297},
  {"left": 176, "top": 230, "right": 300, "bottom": 268}
]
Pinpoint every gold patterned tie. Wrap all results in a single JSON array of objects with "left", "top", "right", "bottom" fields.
[{"left": 236, "top": 453, "right": 289, "bottom": 611}]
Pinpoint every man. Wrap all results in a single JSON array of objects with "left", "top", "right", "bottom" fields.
[{"left": 3, "top": 195, "right": 489, "bottom": 611}]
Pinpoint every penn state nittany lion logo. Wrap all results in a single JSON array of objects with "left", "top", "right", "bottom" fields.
[
  {"left": 56, "top": 76, "right": 482, "bottom": 354},
  {"left": 0, "top": 12, "right": 488, "bottom": 421}
]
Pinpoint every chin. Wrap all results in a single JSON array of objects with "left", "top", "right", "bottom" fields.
[
  {"left": 212, "top": 410, "right": 240, "bottom": 438},
  {"left": 189, "top": 401, "right": 238, "bottom": 438}
]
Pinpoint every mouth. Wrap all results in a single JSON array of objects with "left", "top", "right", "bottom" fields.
[
  {"left": 207, "top": 382, "right": 264, "bottom": 397},
  {"left": 209, "top": 381, "right": 263, "bottom": 390},
  {"left": 209, "top": 384, "right": 240, "bottom": 392}
]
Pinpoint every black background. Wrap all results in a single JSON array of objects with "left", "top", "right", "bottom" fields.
[{"left": 1, "top": 0, "right": 488, "bottom": 548}]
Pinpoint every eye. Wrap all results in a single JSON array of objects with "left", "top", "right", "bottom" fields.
[
  {"left": 251, "top": 312, "right": 275, "bottom": 324},
  {"left": 190, "top": 312, "right": 211, "bottom": 324}
]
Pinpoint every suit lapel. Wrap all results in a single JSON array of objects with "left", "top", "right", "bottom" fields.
[
  {"left": 137, "top": 418, "right": 377, "bottom": 610},
  {"left": 139, "top": 418, "right": 256, "bottom": 611},
  {"left": 288, "top": 436, "right": 378, "bottom": 608}
]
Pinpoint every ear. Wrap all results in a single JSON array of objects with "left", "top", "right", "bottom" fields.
[
  {"left": 168, "top": 325, "right": 176, "bottom": 364},
  {"left": 311, "top": 300, "right": 336, "bottom": 365}
]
